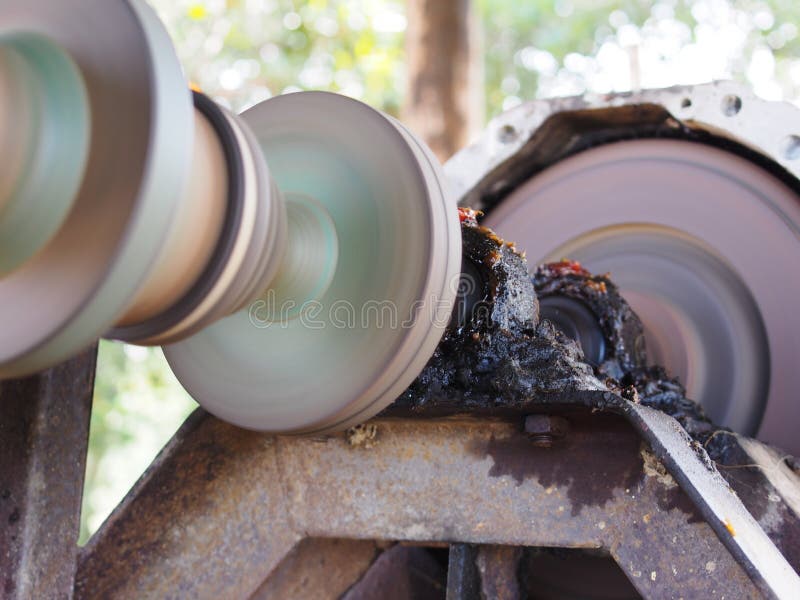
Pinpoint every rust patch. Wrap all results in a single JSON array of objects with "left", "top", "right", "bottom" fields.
[
  {"left": 346, "top": 424, "right": 379, "bottom": 449},
  {"left": 0, "top": 347, "right": 96, "bottom": 599}
]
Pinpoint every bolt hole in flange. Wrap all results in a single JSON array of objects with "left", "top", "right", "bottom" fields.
[
  {"left": 485, "top": 138, "right": 800, "bottom": 455},
  {"left": 722, "top": 94, "right": 743, "bottom": 117},
  {"left": 782, "top": 135, "right": 800, "bottom": 161}
]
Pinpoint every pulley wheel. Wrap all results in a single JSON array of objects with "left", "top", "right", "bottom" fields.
[
  {"left": 485, "top": 139, "right": 800, "bottom": 454},
  {"left": 0, "top": 0, "right": 193, "bottom": 377},
  {"left": 165, "top": 92, "right": 461, "bottom": 434}
]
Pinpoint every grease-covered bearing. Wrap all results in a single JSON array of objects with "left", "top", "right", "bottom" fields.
[
  {"left": 393, "top": 211, "right": 604, "bottom": 415},
  {"left": 533, "top": 260, "right": 646, "bottom": 380},
  {"left": 533, "top": 260, "right": 716, "bottom": 437}
]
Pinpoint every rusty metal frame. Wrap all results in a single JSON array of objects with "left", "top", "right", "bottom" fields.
[
  {"left": 0, "top": 348, "right": 97, "bottom": 599},
  {"left": 0, "top": 347, "right": 796, "bottom": 598},
  {"left": 74, "top": 403, "right": 797, "bottom": 599}
]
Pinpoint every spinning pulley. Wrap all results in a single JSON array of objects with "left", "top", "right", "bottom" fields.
[
  {"left": 0, "top": 0, "right": 461, "bottom": 433},
  {"left": 468, "top": 87, "right": 800, "bottom": 455}
]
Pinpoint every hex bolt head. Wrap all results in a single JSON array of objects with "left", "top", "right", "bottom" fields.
[{"left": 524, "top": 415, "right": 570, "bottom": 448}]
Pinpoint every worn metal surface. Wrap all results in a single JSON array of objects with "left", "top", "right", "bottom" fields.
[
  {"left": 714, "top": 435, "right": 800, "bottom": 573},
  {"left": 78, "top": 411, "right": 767, "bottom": 598},
  {"left": 75, "top": 411, "right": 301, "bottom": 599},
  {"left": 475, "top": 545, "right": 522, "bottom": 600},
  {"left": 342, "top": 545, "right": 446, "bottom": 600},
  {"left": 446, "top": 545, "right": 480, "bottom": 600},
  {"left": 390, "top": 374, "right": 800, "bottom": 600},
  {"left": 623, "top": 402, "right": 800, "bottom": 598},
  {"left": 251, "top": 538, "right": 380, "bottom": 600},
  {"left": 0, "top": 347, "right": 97, "bottom": 599}
]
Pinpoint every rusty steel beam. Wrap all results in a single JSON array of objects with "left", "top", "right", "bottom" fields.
[
  {"left": 711, "top": 434, "right": 800, "bottom": 572},
  {"left": 75, "top": 411, "right": 301, "bottom": 599},
  {"left": 77, "top": 411, "right": 767, "bottom": 598},
  {"left": 475, "top": 546, "right": 522, "bottom": 600},
  {"left": 342, "top": 545, "right": 446, "bottom": 599},
  {"left": 0, "top": 347, "right": 97, "bottom": 599},
  {"left": 446, "top": 545, "right": 479, "bottom": 600},
  {"left": 624, "top": 403, "right": 800, "bottom": 598},
  {"left": 446, "top": 544, "right": 525, "bottom": 600},
  {"left": 251, "top": 538, "right": 380, "bottom": 600},
  {"left": 387, "top": 390, "right": 800, "bottom": 597}
]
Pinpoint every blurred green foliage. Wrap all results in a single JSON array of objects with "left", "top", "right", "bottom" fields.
[
  {"left": 153, "top": 0, "right": 407, "bottom": 114},
  {"left": 83, "top": 0, "right": 800, "bottom": 544},
  {"left": 80, "top": 343, "right": 196, "bottom": 544},
  {"left": 147, "top": 0, "right": 800, "bottom": 119},
  {"left": 480, "top": 0, "right": 800, "bottom": 118}
]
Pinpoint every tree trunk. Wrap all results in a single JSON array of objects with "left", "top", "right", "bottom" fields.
[{"left": 404, "top": 0, "right": 483, "bottom": 162}]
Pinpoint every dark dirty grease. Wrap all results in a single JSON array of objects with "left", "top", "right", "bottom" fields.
[
  {"left": 394, "top": 219, "right": 604, "bottom": 415},
  {"left": 395, "top": 216, "right": 714, "bottom": 436},
  {"left": 533, "top": 260, "right": 646, "bottom": 381}
]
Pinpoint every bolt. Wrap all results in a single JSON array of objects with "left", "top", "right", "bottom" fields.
[{"left": 524, "top": 415, "right": 569, "bottom": 448}]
